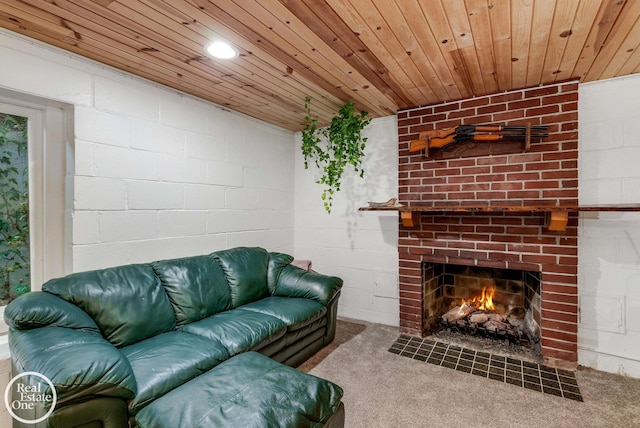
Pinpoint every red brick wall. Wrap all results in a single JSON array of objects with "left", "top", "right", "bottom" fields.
[{"left": 396, "top": 81, "right": 579, "bottom": 364}]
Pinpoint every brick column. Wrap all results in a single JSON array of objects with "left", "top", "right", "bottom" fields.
[{"left": 396, "top": 81, "right": 579, "bottom": 364}]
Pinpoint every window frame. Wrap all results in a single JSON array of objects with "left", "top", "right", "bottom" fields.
[{"left": 0, "top": 89, "right": 73, "bottom": 337}]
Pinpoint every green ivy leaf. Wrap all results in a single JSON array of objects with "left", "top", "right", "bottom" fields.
[{"left": 300, "top": 98, "right": 370, "bottom": 214}]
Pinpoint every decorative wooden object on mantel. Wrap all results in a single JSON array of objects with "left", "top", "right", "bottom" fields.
[
  {"left": 359, "top": 204, "right": 640, "bottom": 232},
  {"left": 408, "top": 123, "right": 547, "bottom": 160}
]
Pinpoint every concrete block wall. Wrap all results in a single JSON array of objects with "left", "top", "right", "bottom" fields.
[
  {"left": 294, "top": 116, "right": 400, "bottom": 326},
  {"left": 578, "top": 74, "right": 640, "bottom": 377},
  {"left": 0, "top": 29, "right": 295, "bottom": 275}
]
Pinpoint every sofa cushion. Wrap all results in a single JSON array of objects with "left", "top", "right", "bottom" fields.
[
  {"left": 211, "top": 247, "right": 269, "bottom": 307},
  {"left": 152, "top": 255, "right": 232, "bottom": 326},
  {"left": 135, "top": 351, "right": 344, "bottom": 428},
  {"left": 121, "top": 331, "right": 229, "bottom": 414},
  {"left": 267, "top": 252, "right": 294, "bottom": 294},
  {"left": 240, "top": 296, "right": 327, "bottom": 331},
  {"left": 179, "top": 309, "right": 287, "bottom": 355},
  {"left": 43, "top": 264, "right": 176, "bottom": 347}
]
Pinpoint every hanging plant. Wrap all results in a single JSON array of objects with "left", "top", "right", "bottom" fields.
[{"left": 301, "top": 97, "right": 371, "bottom": 213}]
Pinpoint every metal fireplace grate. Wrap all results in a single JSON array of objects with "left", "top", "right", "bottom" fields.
[{"left": 389, "top": 334, "right": 582, "bottom": 402}]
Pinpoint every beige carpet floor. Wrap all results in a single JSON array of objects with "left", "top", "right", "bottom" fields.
[{"left": 305, "top": 318, "right": 640, "bottom": 428}]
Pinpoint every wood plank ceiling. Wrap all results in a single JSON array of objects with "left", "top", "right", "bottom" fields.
[{"left": 0, "top": 0, "right": 638, "bottom": 131}]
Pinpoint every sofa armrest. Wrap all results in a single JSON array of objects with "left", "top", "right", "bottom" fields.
[
  {"left": 10, "top": 327, "right": 137, "bottom": 404},
  {"left": 273, "top": 264, "right": 343, "bottom": 306},
  {"left": 4, "top": 291, "right": 100, "bottom": 332}
]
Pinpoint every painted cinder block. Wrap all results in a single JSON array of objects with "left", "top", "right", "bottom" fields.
[
  {"left": 99, "top": 211, "right": 158, "bottom": 243},
  {"left": 184, "top": 184, "right": 226, "bottom": 210},
  {"left": 95, "top": 76, "right": 160, "bottom": 122},
  {"left": 93, "top": 144, "right": 160, "bottom": 181},
  {"left": 158, "top": 155, "right": 208, "bottom": 184},
  {"left": 182, "top": 234, "right": 228, "bottom": 257},
  {"left": 127, "top": 237, "right": 189, "bottom": 264},
  {"left": 72, "top": 211, "right": 100, "bottom": 245},
  {"left": 158, "top": 210, "right": 207, "bottom": 238},
  {"left": 127, "top": 181, "right": 184, "bottom": 210},
  {"left": 207, "top": 210, "right": 244, "bottom": 234},
  {"left": 226, "top": 187, "right": 258, "bottom": 210},
  {"left": 159, "top": 92, "right": 209, "bottom": 134},
  {"left": 74, "top": 141, "right": 96, "bottom": 177},
  {"left": 206, "top": 161, "right": 243, "bottom": 187},
  {"left": 72, "top": 242, "right": 132, "bottom": 273},
  {"left": 185, "top": 132, "right": 227, "bottom": 161},
  {"left": 75, "top": 107, "right": 131, "bottom": 147},
  {"left": 75, "top": 176, "right": 127, "bottom": 211},
  {"left": 0, "top": 38, "right": 92, "bottom": 105},
  {"left": 241, "top": 210, "right": 272, "bottom": 231},
  {"left": 130, "top": 120, "right": 184, "bottom": 155}
]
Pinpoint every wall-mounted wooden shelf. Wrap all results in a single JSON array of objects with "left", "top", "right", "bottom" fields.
[{"left": 358, "top": 204, "right": 640, "bottom": 232}]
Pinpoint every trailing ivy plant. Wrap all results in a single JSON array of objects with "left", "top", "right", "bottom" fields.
[
  {"left": 301, "top": 97, "right": 370, "bottom": 213},
  {"left": 0, "top": 113, "right": 30, "bottom": 304}
]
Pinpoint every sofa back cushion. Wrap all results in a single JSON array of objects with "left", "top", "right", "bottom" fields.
[
  {"left": 211, "top": 247, "right": 269, "bottom": 308},
  {"left": 42, "top": 264, "right": 176, "bottom": 347},
  {"left": 267, "top": 252, "right": 294, "bottom": 294},
  {"left": 152, "top": 255, "right": 232, "bottom": 326}
]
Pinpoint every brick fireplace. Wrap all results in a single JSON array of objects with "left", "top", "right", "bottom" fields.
[{"left": 396, "top": 81, "right": 579, "bottom": 367}]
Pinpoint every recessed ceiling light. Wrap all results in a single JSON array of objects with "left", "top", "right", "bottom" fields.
[{"left": 205, "top": 41, "right": 239, "bottom": 59}]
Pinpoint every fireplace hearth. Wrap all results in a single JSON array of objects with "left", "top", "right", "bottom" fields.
[{"left": 388, "top": 335, "right": 583, "bottom": 401}]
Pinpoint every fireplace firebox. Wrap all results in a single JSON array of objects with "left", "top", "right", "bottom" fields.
[{"left": 423, "top": 262, "right": 541, "bottom": 351}]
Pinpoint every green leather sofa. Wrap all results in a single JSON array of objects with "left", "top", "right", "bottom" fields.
[{"left": 5, "top": 247, "right": 343, "bottom": 427}]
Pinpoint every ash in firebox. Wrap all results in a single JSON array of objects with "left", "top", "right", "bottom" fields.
[{"left": 429, "top": 325, "right": 542, "bottom": 364}]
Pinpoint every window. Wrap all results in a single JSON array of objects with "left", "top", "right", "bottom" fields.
[
  {"left": 0, "top": 113, "right": 30, "bottom": 304},
  {"left": 0, "top": 89, "right": 73, "bottom": 337}
]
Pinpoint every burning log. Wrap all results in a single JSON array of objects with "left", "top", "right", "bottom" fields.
[
  {"left": 441, "top": 302, "right": 476, "bottom": 323},
  {"left": 469, "top": 313, "right": 489, "bottom": 324},
  {"left": 487, "top": 313, "right": 504, "bottom": 323},
  {"left": 506, "top": 316, "right": 523, "bottom": 329},
  {"left": 484, "top": 320, "right": 509, "bottom": 332}
]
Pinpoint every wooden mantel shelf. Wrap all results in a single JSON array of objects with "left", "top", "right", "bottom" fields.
[{"left": 358, "top": 204, "right": 640, "bottom": 231}]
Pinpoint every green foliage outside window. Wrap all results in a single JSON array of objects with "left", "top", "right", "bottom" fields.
[{"left": 0, "top": 113, "right": 30, "bottom": 304}]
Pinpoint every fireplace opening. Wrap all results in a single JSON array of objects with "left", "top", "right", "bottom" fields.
[{"left": 423, "top": 263, "right": 542, "bottom": 352}]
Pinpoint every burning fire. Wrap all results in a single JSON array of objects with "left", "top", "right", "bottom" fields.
[
  {"left": 473, "top": 282, "right": 496, "bottom": 310},
  {"left": 458, "top": 282, "right": 497, "bottom": 314}
]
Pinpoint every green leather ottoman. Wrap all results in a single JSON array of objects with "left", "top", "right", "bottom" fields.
[{"left": 135, "top": 351, "right": 345, "bottom": 428}]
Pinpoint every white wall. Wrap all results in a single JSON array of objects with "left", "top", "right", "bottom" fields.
[
  {"left": 294, "top": 115, "right": 399, "bottom": 326},
  {"left": 578, "top": 74, "right": 640, "bottom": 377},
  {"left": 0, "top": 29, "right": 295, "bottom": 274}
]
